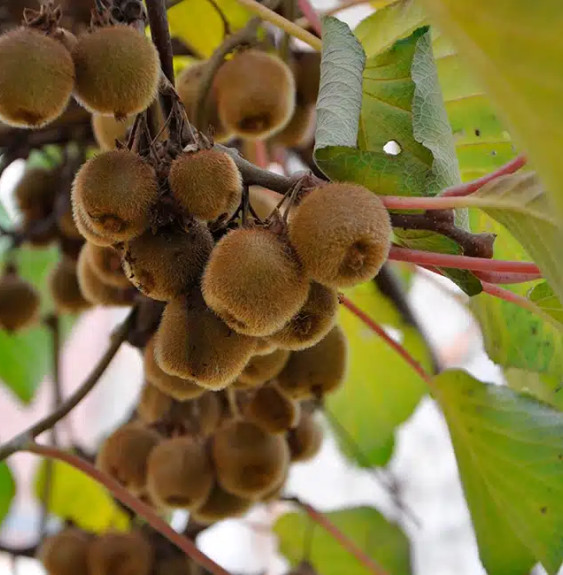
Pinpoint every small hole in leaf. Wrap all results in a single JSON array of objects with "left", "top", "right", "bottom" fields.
[{"left": 383, "top": 140, "right": 402, "bottom": 155}]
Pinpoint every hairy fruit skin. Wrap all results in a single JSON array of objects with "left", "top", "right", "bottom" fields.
[
  {"left": 92, "top": 114, "right": 134, "bottom": 150},
  {"left": 168, "top": 150, "right": 242, "bottom": 221},
  {"left": 39, "top": 528, "right": 91, "bottom": 575},
  {"left": 0, "top": 274, "right": 40, "bottom": 332},
  {"left": 0, "top": 28, "right": 75, "bottom": 128},
  {"left": 14, "top": 167, "right": 59, "bottom": 223},
  {"left": 237, "top": 348, "right": 290, "bottom": 388},
  {"left": 73, "top": 203, "right": 116, "bottom": 247},
  {"left": 246, "top": 383, "right": 300, "bottom": 434},
  {"left": 215, "top": 50, "right": 295, "bottom": 140},
  {"left": 287, "top": 412, "right": 323, "bottom": 462},
  {"left": 202, "top": 228, "right": 309, "bottom": 336},
  {"left": 88, "top": 531, "right": 153, "bottom": 575},
  {"left": 49, "top": 258, "right": 91, "bottom": 314},
  {"left": 83, "top": 243, "right": 130, "bottom": 288},
  {"left": 72, "top": 149, "right": 159, "bottom": 243},
  {"left": 271, "top": 103, "right": 315, "bottom": 148},
  {"left": 289, "top": 183, "right": 392, "bottom": 287},
  {"left": 192, "top": 482, "right": 253, "bottom": 524},
  {"left": 137, "top": 381, "right": 173, "bottom": 424},
  {"left": 72, "top": 25, "right": 160, "bottom": 117}
]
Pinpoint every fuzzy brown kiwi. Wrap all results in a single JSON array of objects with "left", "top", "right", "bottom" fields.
[
  {"left": 82, "top": 242, "right": 130, "bottom": 288},
  {"left": 96, "top": 422, "right": 161, "bottom": 494},
  {"left": 294, "top": 51, "right": 321, "bottom": 106},
  {"left": 277, "top": 325, "right": 347, "bottom": 398},
  {"left": 154, "top": 295, "right": 257, "bottom": 390},
  {"left": 72, "top": 149, "right": 159, "bottom": 243},
  {"left": 212, "top": 420, "right": 290, "bottom": 498},
  {"left": 192, "top": 481, "right": 253, "bottom": 525},
  {"left": 168, "top": 391, "right": 222, "bottom": 436},
  {"left": 88, "top": 531, "right": 153, "bottom": 575},
  {"left": 72, "top": 202, "right": 116, "bottom": 247},
  {"left": 49, "top": 258, "right": 91, "bottom": 314},
  {"left": 202, "top": 228, "right": 309, "bottom": 336},
  {"left": 14, "top": 167, "right": 59, "bottom": 223},
  {"left": 39, "top": 527, "right": 91, "bottom": 575},
  {"left": 215, "top": 50, "right": 295, "bottom": 139},
  {"left": 57, "top": 205, "right": 83, "bottom": 240},
  {"left": 237, "top": 348, "right": 290, "bottom": 387},
  {"left": 168, "top": 149, "right": 242, "bottom": 221},
  {"left": 248, "top": 186, "right": 279, "bottom": 222},
  {"left": 144, "top": 338, "right": 205, "bottom": 401},
  {"left": 72, "top": 25, "right": 160, "bottom": 117},
  {"left": 270, "top": 103, "right": 315, "bottom": 148},
  {"left": 0, "top": 272, "right": 40, "bottom": 332},
  {"left": 137, "top": 381, "right": 173, "bottom": 424},
  {"left": 288, "top": 183, "right": 392, "bottom": 288},
  {"left": 0, "top": 28, "right": 75, "bottom": 128},
  {"left": 122, "top": 222, "right": 214, "bottom": 301},
  {"left": 92, "top": 114, "right": 134, "bottom": 150},
  {"left": 246, "top": 383, "right": 300, "bottom": 434},
  {"left": 269, "top": 282, "right": 338, "bottom": 350},
  {"left": 146, "top": 436, "right": 214, "bottom": 510},
  {"left": 287, "top": 412, "right": 323, "bottom": 462},
  {"left": 253, "top": 338, "right": 278, "bottom": 356}
]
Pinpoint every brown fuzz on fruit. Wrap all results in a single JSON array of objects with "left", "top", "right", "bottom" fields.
[
  {"left": 39, "top": 528, "right": 91, "bottom": 575},
  {"left": 202, "top": 228, "right": 309, "bottom": 336},
  {"left": 168, "top": 149, "right": 243, "bottom": 221},
  {"left": 73, "top": 203, "right": 116, "bottom": 247},
  {"left": 72, "top": 25, "right": 160, "bottom": 117},
  {"left": 278, "top": 326, "right": 348, "bottom": 398},
  {"left": 154, "top": 295, "right": 257, "bottom": 390},
  {"left": 0, "top": 28, "right": 75, "bottom": 128},
  {"left": 253, "top": 338, "right": 278, "bottom": 356},
  {"left": 271, "top": 103, "right": 315, "bottom": 148},
  {"left": 192, "top": 482, "right": 253, "bottom": 525},
  {"left": 289, "top": 183, "right": 392, "bottom": 288},
  {"left": 215, "top": 50, "right": 295, "bottom": 139},
  {"left": 72, "top": 149, "right": 159, "bottom": 243},
  {"left": 96, "top": 422, "right": 161, "bottom": 494},
  {"left": 57, "top": 206, "right": 83, "bottom": 240},
  {"left": 147, "top": 436, "right": 214, "bottom": 510},
  {"left": 49, "top": 258, "right": 91, "bottom": 314},
  {"left": 137, "top": 381, "right": 173, "bottom": 424},
  {"left": 212, "top": 420, "right": 290, "bottom": 498},
  {"left": 237, "top": 348, "right": 290, "bottom": 388},
  {"left": 168, "top": 391, "right": 222, "bottom": 436},
  {"left": 294, "top": 51, "right": 321, "bottom": 106},
  {"left": 122, "top": 222, "right": 214, "bottom": 301},
  {"left": 0, "top": 273, "right": 40, "bottom": 332},
  {"left": 144, "top": 338, "right": 205, "bottom": 401},
  {"left": 92, "top": 114, "right": 134, "bottom": 150},
  {"left": 88, "top": 531, "right": 153, "bottom": 575},
  {"left": 14, "top": 167, "right": 59, "bottom": 223},
  {"left": 287, "top": 412, "right": 323, "bottom": 462},
  {"left": 246, "top": 383, "right": 300, "bottom": 434},
  {"left": 82, "top": 242, "right": 130, "bottom": 288},
  {"left": 269, "top": 282, "right": 338, "bottom": 350}
]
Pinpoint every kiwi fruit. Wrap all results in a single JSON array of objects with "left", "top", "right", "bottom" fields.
[
  {"left": 0, "top": 273, "right": 40, "bottom": 332},
  {"left": 168, "top": 149, "right": 242, "bottom": 221},
  {"left": 122, "top": 222, "right": 214, "bottom": 301},
  {"left": 92, "top": 114, "right": 134, "bottom": 150},
  {"left": 215, "top": 49, "right": 295, "bottom": 139},
  {"left": 72, "top": 149, "right": 159, "bottom": 243},
  {"left": 212, "top": 420, "right": 290, "bottom": 498},
  {"left": 269, "top": 282, "right": 338, "bottom": 350},
  {"left": 39, "top": 527, "right": 91, "bottom": 575},
  {"left": 288, "top": 183, "right": 392, "bottom": 288},
  {"left": 146, "top": 436, "right": 213, "bottom": 510},
  {"left": 88, "top": 531, "right": 153, "bottom": 575},
  {"left": 144, "top": 338, "right": 205, "bottom": 401},
  {"left": 246, "top": 383, "right": 300, "bottom": 434},
  {"left": 14, "top": 167, "right": 59, "bottom": 223},
  {"left": 253, "top": 338, "right": 278, "bottom": 356},
  {"left": 287, "top": 412, "right": 323, "bottom": 462},
  {"left": 271, "top": 103, "right": 315, "bottom": 148},
  {"left": 96, "top": 422, "right": 161, "bottom": 494},
  {"left": 72, "top": 25, "right": 160, "bottom": 117},
  {"left": 237, "top": 348, "right": 290, "bottom": 387},
  {"left": 49, "top": 257, "right": 91, "bottom": 314},
  {"left": 154, "top": 295, "right": 257, "bottom": 390},
  {"left": 73, "top": 202, "right": 116, "bottom": 247},
  {"left": 202, "top": 228, "right": 309, "bottom": 336},
  {"left": 57, "top": 204, "right": 83, "bottom": 240},
  {"left": 192, "top": 482, "right": 253, "bottom": 525},
  {"left": 0, "top": 28, "right": 75, "bottom": 128},
  {"left": 137, "top": 381, "right": 173, "bottom": 424},
  {"left": 82, "top": 242, "right": 130, "bottom": 288},
  {"left": 294, "top": 51, "right": 321, "bottom": 106},
  {"left": 168, "top": 391, "right": 222, "bottom": 436}
]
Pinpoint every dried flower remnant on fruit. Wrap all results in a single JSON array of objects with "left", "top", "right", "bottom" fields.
[
  {"left": 39, "top": 528, "right": 91, "bottom": 575},
  {"left": 0, "top": 273, "right": 40, "bottom": 332},
  {"left": 88, "top": 531, "right": 153, "bottom": 575}
]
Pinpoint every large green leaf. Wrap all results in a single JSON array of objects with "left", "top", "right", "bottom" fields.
[
  {"left": 528, "top": 283, "right": 563, "bottom": 325},
  {"left": 434, "top": 370, "right": 563, "bottom": 575},
  {"left": 0, "top": 463, "right": 15, "bottom": 527},
  {"left": 505, "top": 368, "right": 563, "bottom": 412},
  {"left": 275, "top": 507, "right": 411, "bottom": 575}
]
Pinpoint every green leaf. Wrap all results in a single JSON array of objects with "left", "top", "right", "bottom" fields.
[
  {"left": 275, "top": 506, "right": 412, "bottom": 575},
  {"left": 505, "top": 368, "right": 563, "bottom": 412},
  {"left": 416, "top": 0, "right": 563, "bottom": 220},
  {"left": 433, "top": 370, "right": 563, "bottom": 575},
  {"left": 528, "top": 283, "right": 563, "bottom": 325},
  {"left": 35, "top": 459, "right": 130, "bottom": 533},
  {"left": 0, "top": 463, "right": 15, "bottom": 527},
  {"left": 314, "top": 17, "right": 366, "bottom": 152}
]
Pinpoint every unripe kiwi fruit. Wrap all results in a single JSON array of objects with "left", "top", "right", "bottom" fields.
[
  {"left": 0, "top": 28, "right": 75, "bottom": 128},
  {"left": 212, "top": 420, "right": 290, "bottom": 498},
  {"left": 144, "top": 338, "right": 205, "bottom": 401},
  {"left": 202, "top": 228, "right": 308, "bottom": 336},
  {"left": 49, "top": 258, "right": 91, "bottom": 314},
  {"left": 271, "top": 103, "right": 315, "bottom": 148},
  {"left": 0, "top": 273, "right": 40, "bottom": 332},
  {"left": 82, "top": 242, "right": 130, "bottom": 288},
  {"left": 14, "top": 167, "right": 59, "bottom": 222},
  {"left": 289, "top": 183, "right": 392, "bottom": 288},
  {"left": 122, "top": 222, "right": 214, "bottom": 301},
  {"left": 96, "top": 422, "right": 161, "bottom": 494},
  {"left": 287, "top": 412, "right": 323, "bottom": 462},
  {"left": 269, "top": 282, "right": 338, "bottom": 350},
  {"left": 246, "top": 383, "right": 300, "bottom": 434},
  {"left": 88, "top": 531, "right": 153, "bottom": 575},
  {"left": 215, "top": 50, "right": 295, "bottom": 139},
  {"left": 146, "top": 436, "right": 213, "bottom": 510},
  {"left": 192, "top": 482, "right": 253, "bottom": 525},
  {"left": 237, "top": 348, "right": 290, "bottom": 388},
  {"left": 154, "top": 295, "right": 257, "bottom": 390},
  {"left": 168, "top": 149, "right": 242, "bottom": 221},
  {"left": 92, "top": 114, "right": 134, "bottom": 150},
  {"left": 72, "top": 25, "right": 160, "bottom": 117},
  {"left": 278, "top": 326, "right": 347, "bottom": 398},
  {"left": 72, "top": 149, "right": 159, "bottom": 243},
  {"left": 137, "top": 381, "right": 173, "bottom": 424},
  {"left": 39, "top": 527, "right": 91, "bottom": 575}
]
